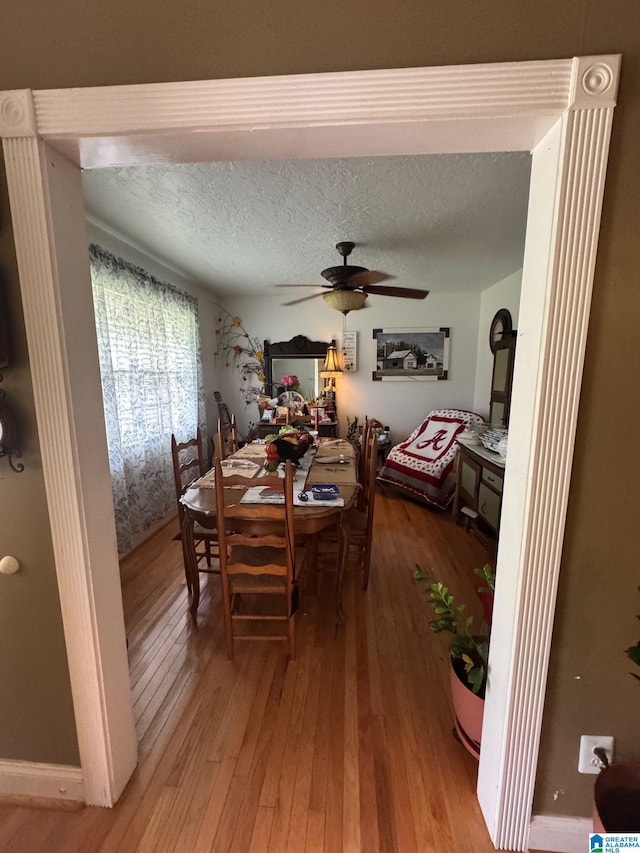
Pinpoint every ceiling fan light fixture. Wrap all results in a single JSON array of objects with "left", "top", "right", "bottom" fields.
[{"left": 322, "top": 290, "right": 368, "bottom": 314}]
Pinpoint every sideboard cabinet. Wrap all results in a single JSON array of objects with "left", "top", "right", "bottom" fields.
[
  {"left": 247, "top": 417, "right": 338, "bottom": 441},
  {"left": 452, "top": 437, "right": 505, "bottom": 535}
]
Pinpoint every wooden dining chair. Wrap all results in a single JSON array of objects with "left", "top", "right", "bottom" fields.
[
  {"left": 337, "top": 432, "right": 378, "bottom": 612},
  {"left": 214, "top": 391, "right": 240, "bottom": 458},
  {"left": 213, "top": 456, "right": 305, "bottom": 659},
  {"left": 212, "top": 429, "right": 224, "bottom": 463},
  {"left": 356, "top": 417, "right": 383, "bottom": 503},
  {"left": 313, "top": 428, "right": 376, "bottom": 588},
  {"left": 215, "top": 415, "right": 239, "bottom": 460},
  {"left": 171, "top": 429, "right": 219, "bottom": 585}
]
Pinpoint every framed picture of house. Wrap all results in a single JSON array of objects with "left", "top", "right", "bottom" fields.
[{"left": 372, "top": 327, "right": 450, "bottom": 381}]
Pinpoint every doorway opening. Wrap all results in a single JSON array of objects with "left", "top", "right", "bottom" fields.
[{"left": 0, "top": 54, "right": 619, "bottom": 849}]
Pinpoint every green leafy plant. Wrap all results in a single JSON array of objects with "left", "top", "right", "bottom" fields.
[
  {"left": 625, "top": 587, "right": 640, "bottom": 683},
  {"left": 346, "top": 415, "right": 360, "bottom": 444},
  {"left": 413, "top": 564, "right": 495, "bottom": 696}
]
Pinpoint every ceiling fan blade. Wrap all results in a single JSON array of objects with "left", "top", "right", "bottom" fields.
[
  {"left": 361, "top": 284, "right": 430, "bottom": 300},
  {"left": 281, "top": 291, "right": 325, "bottom": 306},
  {"left": 347, "top": 269, "right": 393, "bottom": 287}
]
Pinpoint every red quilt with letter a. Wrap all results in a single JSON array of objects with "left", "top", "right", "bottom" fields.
[{"left": 377, "top": 409, "right": 484, "bottom": 509}]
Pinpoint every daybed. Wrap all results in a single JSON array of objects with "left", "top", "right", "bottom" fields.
[{"left": 377, "top": 408, "right": 484, "bottom": 509}]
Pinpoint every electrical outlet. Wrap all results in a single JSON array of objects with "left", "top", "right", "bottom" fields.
[{"left": 578, "top": 735, "right": 614, "bottom": 774}]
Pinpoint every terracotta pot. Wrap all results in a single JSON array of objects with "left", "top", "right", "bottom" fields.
[
  {"left": 593, "top": 761, "right": 640, "bottom": 832},
  {"left": 450, "top": 658, "right": 485, "bottom": 759}
]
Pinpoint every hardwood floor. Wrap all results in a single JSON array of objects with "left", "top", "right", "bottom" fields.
[{"left": 1, "top": 488, "right": 519, "bottom": 852}]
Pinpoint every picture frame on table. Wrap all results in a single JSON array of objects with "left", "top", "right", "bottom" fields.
[
  {"left": 372, "top": 327, "right": 450, "bottom": 381},
  {"left": 308, "top": 405, "right": 326, "bottom": 425}
]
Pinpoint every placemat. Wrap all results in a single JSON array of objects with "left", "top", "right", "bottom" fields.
[
  {"left": 240, "top": 486, "right": 345, "bottom": 507},
  {"left": 232, "top": 444, "right": 269, "bottom": 461},
  {"left": 191, "top": 458, "right": 262, "bottom": 488},
  {"left": 315, "top": 439, "right": 355, "bottom": 459},
  {"left": 306, "top": 458, "right": 355, "bottom": 485}
]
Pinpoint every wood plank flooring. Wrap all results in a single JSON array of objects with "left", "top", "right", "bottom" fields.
[{"left": 0, "top": 487, "right": 532, "bottom": 851}]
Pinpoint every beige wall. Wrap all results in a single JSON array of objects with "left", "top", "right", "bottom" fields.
[
  {"left": 220, "top": 291, "right": 484, "bottom": 445},
  {"left": 0, "top": 169, "right": 79, "bottom": 764},
  {"left": 1, "top": 0, "right": 639, "bottom": 816}
]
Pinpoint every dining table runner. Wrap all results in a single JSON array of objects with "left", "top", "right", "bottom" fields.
[
  {"left": 190, "top": 457, "right": 261, "bottom": 488},
  {"left": 191, "top": 438, "right": 358, "bottom": 505},
  {"left": 304, "top": 439, "right": 356, "bottom": 486},
  {"left": 299, "top": 439, "right": 357, "bottom": 505}
]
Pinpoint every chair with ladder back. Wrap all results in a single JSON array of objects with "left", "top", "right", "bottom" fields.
[
  {"left": 171, "top": 428, "right": 219, "bottom": 592},
  {"left": 213, "top": 456, "right": 305, "bottom": 659},
  {"left": 214, "top": 391, "right": 240, "bottom": 459},
  {"left": 336, "top": 432, "right": 378, "bottom": 618}
]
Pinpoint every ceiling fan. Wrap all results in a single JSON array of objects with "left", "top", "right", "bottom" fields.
[{"left": 278, "top": 241, "right": 429, "bottom": 314}]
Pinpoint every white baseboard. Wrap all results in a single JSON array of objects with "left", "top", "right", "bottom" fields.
[
  {"left": 528, "top": 814, "right": 593, "bottom": 853},
  {"left": 0, "top": 759, "right": 84, "bottom": 803}
]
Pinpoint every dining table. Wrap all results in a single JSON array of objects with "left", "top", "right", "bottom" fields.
[{"left": 179, "top": 437, "right": 360, "bottom": 625}]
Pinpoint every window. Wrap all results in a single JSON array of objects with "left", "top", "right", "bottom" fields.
[{"left": 90, "top": 245, "right": 204, "bottom": 554}]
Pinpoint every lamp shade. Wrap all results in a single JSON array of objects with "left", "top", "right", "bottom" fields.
[
  {"left": 320, "top": 345, "right": 342, "bottom": 377},
  {"left": 322, "top": 289, "right": 368, "bottom": 314}
]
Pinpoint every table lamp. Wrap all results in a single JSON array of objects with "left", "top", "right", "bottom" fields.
[{"left": 320, "top": 344, "right": 342, "bottom": 418}]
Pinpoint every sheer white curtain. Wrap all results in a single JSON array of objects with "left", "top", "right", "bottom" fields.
[{"left": 90, "top": 245, "right": 205, "bottom": 554}]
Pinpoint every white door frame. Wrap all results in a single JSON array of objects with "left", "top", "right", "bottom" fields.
[{"left": 0, "top": 56, "right": 619, "bottom": 847}]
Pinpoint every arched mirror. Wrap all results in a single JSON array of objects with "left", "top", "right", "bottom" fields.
[
  {"left": 488, "top": 310, "right": 517, "bottom": 428},
  {"left": 264, "top": 335, "right": 331, "bottom": 400}
]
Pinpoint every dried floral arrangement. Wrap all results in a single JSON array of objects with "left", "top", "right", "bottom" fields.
[{"left": 214, "top": 306, "right": 266, "bottom": 410}]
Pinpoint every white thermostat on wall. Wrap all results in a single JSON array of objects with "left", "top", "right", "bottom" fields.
[{"left": 342, "top": 331, "right": 357, "bottom": 371}]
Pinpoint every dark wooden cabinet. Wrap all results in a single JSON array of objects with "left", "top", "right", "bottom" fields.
[
  {"left": 248, "top": 422, "right": 280, "bottom": 440},
  {"left": 317, "top": 421, "right": 338, "bottom": 438},
  {"left": 247, "top": 417, "right": 338, "bottom": 442},
  {"left": 453, "top": 314, "right": 515, "bottom": 549}
]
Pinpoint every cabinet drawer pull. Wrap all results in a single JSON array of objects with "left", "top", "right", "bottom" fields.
[{"left": 482, "top": 468, "right": 503, "bottom": 492}]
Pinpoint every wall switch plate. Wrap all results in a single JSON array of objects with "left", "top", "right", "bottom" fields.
[{"left": 578, "top": 735, "right": 614, "bottom": 774}]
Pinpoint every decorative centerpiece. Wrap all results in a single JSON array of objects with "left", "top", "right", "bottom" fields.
[{"left": 264, "top": 425, "right": 313, "bottom": 472}]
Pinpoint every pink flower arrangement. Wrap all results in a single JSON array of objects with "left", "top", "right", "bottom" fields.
[{"left": 280, "top": 374, "right": 299, "bottom": 389}]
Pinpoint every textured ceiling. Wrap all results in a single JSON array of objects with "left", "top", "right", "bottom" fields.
[{"left": 82, "top": 153, "right": 531, "bottom": 296}]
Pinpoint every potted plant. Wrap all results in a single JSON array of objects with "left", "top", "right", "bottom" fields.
[
  {"left": 413, "top": 563, "right": 495, "bottom": 758},
  {"left": 593, "top": 588, "right": 640, "bottom": 832},
  {"left": 346, "top": 415, "right": 360, "bottom": 445}
]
